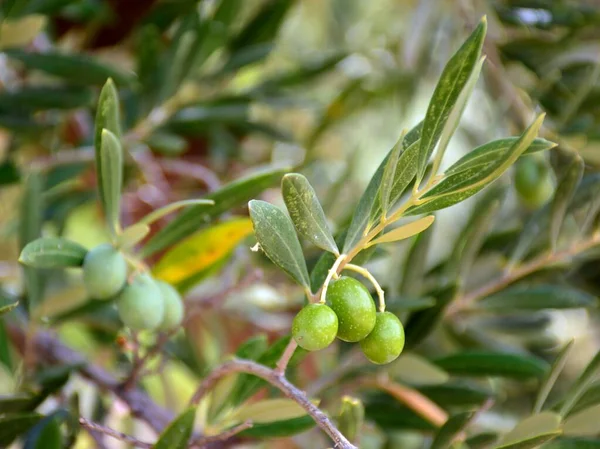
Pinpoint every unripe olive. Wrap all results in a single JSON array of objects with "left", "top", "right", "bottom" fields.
[
  {"left": 156, "top": 280, "right": 184, "bottom": 330},
  {"left": 117, "top": 273, "right": 164, "bottom": 330},
  {"left": 514, "top": 156, "right": 553, "bottom": 209},
  {"left": 292, "top": 303, "right": 338, "bottom": 351},
  {"left": 326, "top": 276, "right": 376, "bottom": 342},
  {"left": 360, "top": 312, "right": 405, "bottom": 365},
  {"left": 83, "top": 243, "right": 127, "bottom": 299}
]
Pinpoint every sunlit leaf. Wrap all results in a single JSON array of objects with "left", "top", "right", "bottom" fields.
[
  {"left": 282, "top": 173, "right": 338, "bottom": 255},
  {"left": 249, "top": 200, "right": 310, "bottom": 288},
  {"left": 138, "top": 199, "right": 215, "bottom": 227},
  {"left": 117, "top": 223, "right": 150, "bottom": 250},
  {"left": 391, "top": 353, "right": 450, "bottom": 386},
  {"left": 368, "top": 215, "right": 435, "bottom": 247},
  {"left": 19, "top": 237, "right": 87, "bottom": 269},
  {"left": 237, "top": 415, "right": 315, "bottom": 438},
  {"left": 229, "top": 398, "right": 309, "bottom": 424}
]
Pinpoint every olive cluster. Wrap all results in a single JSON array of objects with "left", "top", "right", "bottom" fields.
[
  {"left": 292, "top": 277, "right": 405, "bottom": 365},
  {"left": 82, "top": 243, "right": 184, "bottom": 331}
]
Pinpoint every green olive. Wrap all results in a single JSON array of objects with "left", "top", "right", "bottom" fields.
[
  {"left": 360, "top": 312, "right": 405, "bottom": 365},
  {"left": 156, "top": 280, "right": 184, "bottom": 330},
  {"left": 326, "top": 276, "right": 376, "bottom": 342},
  {"left": 514, "top": 156, "right": 553, "bottom": 209},
  {"left": 292, "top": 303, "right": 338, "bottom": 351},
  {"left": 117, "top": 273, "right": 164, "bottom": 330},
  {"left": 82, "top": 243, "right": 127, "bottom": 300}
]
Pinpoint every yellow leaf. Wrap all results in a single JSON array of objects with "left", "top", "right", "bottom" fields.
[
  {"left": 152, "top": 218, "right": 253, "bottom": 286},
  {"left": 368, "top": 215, "right": 435, "bottom": 247},
  {"left": 0, "top": 15, "right": 47, "bottom": 49},
  {"left": 228, "top": 398, "right": 315, "bottom": 424}
]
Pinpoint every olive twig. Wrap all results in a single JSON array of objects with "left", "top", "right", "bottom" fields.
[
  {"left": 319, "top": 253, "right": 346, "bottom": 304},
  {"left": 343, "top": 263, "right": 385, "bottom": 312},
  {"left": 79, "top": 417, "right": 152, "bottom": 448}
]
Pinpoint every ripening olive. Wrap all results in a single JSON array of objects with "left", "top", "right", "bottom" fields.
[
  {"left": 292, "top": 303, "right": 338, "bottom": 351},
  {"left": 116, "top": 273, "right": 164, "bottom": 330},
  {"left": 156, "top": 280, "right": 184, "bottom": 330},
  {"left": 83, "top": 243, "right": 127, "bottom": 300},
  {"left": 360, "top": 312, "right": 405, "bottom": 365},
  {"left": 326, "top": 276, "right": 376, "bottom": 342},
  {"left": 514, "top": 156, "right": 553, "bottom": 209}
]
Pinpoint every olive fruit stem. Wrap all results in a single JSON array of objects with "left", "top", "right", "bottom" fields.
[
  {"left": 319, "top": 253, "right": 347, "bottom": 304},
  {"left": 343, "top": 263, "right": 385, "bottom": 312}
]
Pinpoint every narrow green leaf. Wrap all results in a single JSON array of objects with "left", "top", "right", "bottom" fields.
[
  {"left": 419, "top": 383, "right": 494, "bottom": 408},
  {"left": 563, "top": 383, "right": 600, "bottom": 417},
  {"left": 480, "top": 286, "right": 597, "bottom": 311},
  {"left": 467, "top": 432, "right": 499, "bottom": 449},
  {"left": 0, "top": 394, "right": 39, "bottom": 414},
  {"left": 19, "top": 237, "right": 88, "bottom": 268},
  {"left": 389, "top": 297, "right": 436, "bottom": 312},
  {"left": 368, "top": 215, "right": 435, "bottom": 246},
  {"left": 342, "top": 123, "right": 423, "bottom": 253},
  {"left": 0, "top": 413, "right": 43, "bottom": 446},
  {"left": 399, "top": 221, "right": 434, "bottom": 297},
  {"left": 495, "top": 412, "right": 562, "bottom": 449},
  {"left": 100, "top": 129, "right": 123, "bottom": 234},
  {"left": 560, "top": 349, "right": 600, "bottom": 416},
  {"left": 0, "top": 297, "right": 18, "bottom": 315},
  {"left": 282, "top": 173, "right": 338, "bottom": 255},
  {"left": 416, "top": 18, "right": 486, "bottom": 184},
  {"left": 365, "top": 393, "right": 436, "bottom": 431},
  {"left": 338, "top": 396, "right": 364, "bottom": 443},
  {"left": 154, "top": 408, "right": 195, "bottom": 449},
  {"left": 238, "top": 415, "right": 315, "bottom": 438},
  {"left": 544, "top": 437, "right": 600, "bottom": 449},
  {"left": 94, "top": 79, "right": 121, "bottom": 214},
  {"left": 564, "top": 405, "right": 600, "bottom": 436},
  {"left": 534, "top": 340, "right": 574, "bottom": 414},
  {"left": 549, "top": 155, "right": 584, "bottom": 251},
  {"left": 138, "top": 199, "right": 215, "bottom": 227},
  {"left": 141, "top": 166, "right": 288, "bottom": 257},
  {"left": 431, "top": 411, "right": 475, "bottom": 449},
  {"left": 249, "top": 200, "right": 309, "bottom": 288},
  {"left": 380, "top": 131, "right": 406, "bottom": 215},
  {"left": 391, "top": 353, "right": 450, "bottom": 386},
  {"left": 446, "top": 184, "right": 504, "bottom": 279},
  {"left": 4, "top": 49, "right": 135, "bottom": 86},
  {"left": 409, "top": 114, "right": 546, "bottom": 215},
  {"left": 434, "top": 351, "right": 549, "bottom": 380},
  {"left": 117, "top": 223, "right": 150, "bottom": 249},
  {"left": 0, "top": 86, "right": 93, "bottom": 111},
  {"left": 23, "top": 411, "right": 66, "bottom": 449}
]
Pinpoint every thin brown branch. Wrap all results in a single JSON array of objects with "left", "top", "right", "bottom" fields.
[
  {"left": 275, "top": 339, "right": 298, "bottom": 374},
  {"left": 189, "top": 358, "right": 358, "bottom": 449},
  {"left": 79, "top": 417, "right": 152, "bottom": 448},
  {"left": 191, "top": 421, "right": 253, "bottom": 448}
]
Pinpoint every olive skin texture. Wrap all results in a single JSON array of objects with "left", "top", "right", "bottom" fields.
[
  {"left": 360, "top": 312, "right": 405, "bottom": 365},
  {"left": 514, "top": 157, "right": 553, "bottom": 209},
  {"left": 83, "top": 243, "right": 127, "bottom": 299},
  {"left": 292, "top": 303, "right": 338, "bottom": 351},
  {"left": 117, "top": 273, "right": 164, "bottom": 330},
  {"left": 326, "top": 276, "right": 376, "bottom": 342},
  {"left": 156, "top": 280, "right": 184, "bottom": 330}
]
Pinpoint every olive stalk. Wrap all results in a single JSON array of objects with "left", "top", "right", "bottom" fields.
[{"left": 343, "top": 263, "right": 386, "bottom": 312}]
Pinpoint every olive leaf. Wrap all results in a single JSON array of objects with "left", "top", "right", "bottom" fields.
[
  {"left": 380, "top": 131, "right": 406, "bottom": 215},
  {"left": 534, "top": 340, "right": 574, "bottom": 414},
  {"left": 153, "top": 408, "right": 195, "bottom": 449},
  {"left": 399, "top": 220, "right": 434, "bottom": 297},
  {"left": 367, "top": 215, "right": 435, "bottom": 247},
  {"left": 494, "top": 412, "right": 562, "bottom": 449},
  {"left": 100, "top": 129, "right": 123, "bottom": 235},
  {"left": 408, "top": 114, "right": 547, "bottom": 215},
  {"left": 416, "top": 17, "right": 486, "bottom": 185},
  {"left": 94, "top": 79, "right": 121, "bottom": 214},
  {"left": 137, "top": 199, "right": 215, "bottom": 227},
  {"left": 249, "top": 200, "right": 310, "bottom": 289},
  {"left": 430, "top": 411, "right": 476, "bottom": 449},
  {"left": 434, "top": 351, "right": 549, "bottom": 379},
  {"left": 19, "top": 238, "right": 88, "bottom": 269},
  {"left": 549, "top": 155, "right": 584, "bottom": 251},
  {"left": 282, "top": 173, "right": 338, "bottom": 255},
  {"left": 560, "top": 349, "right": 600, "bottom": 416},
  {"left": 563, "top": 404, "right": 600, "bottom": 436},
  {"left": 141, "top": 166, "right": 288, "bottom": 257},
  {"left": 480, "top": 286, "right": 597, "bottom": 311},
  {"left": 117, "top": 224, "right": 150, "bottom": 250},
  {"left": 338, "top": 396, "right": 364, "bottom": 444},
  {"left": 391, "top": 353, "right": 450, "bottom": 386}
]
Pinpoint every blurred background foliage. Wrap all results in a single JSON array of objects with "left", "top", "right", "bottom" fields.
[{"left": 3, "top": 0, "right": 600, "bottom": 448}]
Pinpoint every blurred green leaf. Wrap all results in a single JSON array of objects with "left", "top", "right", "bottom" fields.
[
  {"left": 560, "top": 349, "right": 600, "bottom": 416},
  {"left": 117, "top": 223, "right": 150, "bottom": 250},
  {"left": 480, "top": 286, "right": 597, "bottom": 311},
  {"left": 419, "top": 383, "right": 493, "bottom": 408},
  {"left": 399, "top": 222, "right": 434, "bottom": 297},
  {"left": 534, "top": 340, "right": 574, "bottom": 414},
  {"left": 563, "top": 404, "right": 600, "bottom": 436},
  {"left": 544, "top": 438, "right": 600, "bottom": 449},
  {"left": 364, "top": 393, "right": 435, "bottom": 431},
  {"left": 238, "top": 415, "right": 314, "bottom": 438},
  {"left": 549, "top": 155, "right": 584, "bottom": 251},
  {"left": 94, "top": 79, "right": 121, "bottom": 218},
  {"left": 409, "top": 115, "right": 546, "bottom": 215},
  {"left": 154, "top": 408, "right": 195, "bottom": 449},
  {"left": 496, "top": 433, "right": 562, "bottom": 449},
  {"left": 0, "top": 86, "right": 93, "bottom": 111},
  {"left": 434, "top": 351, "right": 549, "bottom": 379},
  {"left": 494, "top": 412, "right": 562, "bottom": 449},
  {"left": 19, "top": 237, "right": 88, "bottom": 268},
  {"left": 99, "top": 129, "right": 123, "bottom": 235},
  {"left": 4, "top": 50, "right": 135, "bottom": 86},
  {"left": 249, "top": 200, "right": 309, "bottom": 288},
  {"left": 282, "top": 173, "right": 338, "bottom": 255},
  {"left": 138, "top": 199, "right": 215, "bottom": 227},
  {"left": 380, "top": 131, "right": 406, "bottom": 215},
  {"left": 0, "top": 414, "right": 42, "bottom": 446},
  {"left": 23, "top": 411, "right": 66, "bottom": 449},
  {"left": 391, "top": 353, "right": 450, "bottom": 386},
  {"left": 142, "top": 166, "right": 288, "bottom": 257},
  {"left": 416, "top": 18, "right": 486, "bottom": 184},
  {"left": 136, "top": 25, "right": 163, "bottom": 112},
  {"left": 145, "top": 132, "right": 187, "bottom": 156},
  {"left": 0, "top": 395, "right": 39, "bottom": 414},
  {"left": 390, "top": 297, "right": 436, "bottom": 313},
  {"left": 431, "top": 411, "right": 475, "bottom": 449},
  {"left": 338, "top": 396, "right": 364, "bottom": 444},
  {"left": 467, "top": 432, "right": 499, "bottom": 449},
  {"left": 0, "top": 296, "right": 18, "bottom": 315}
]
